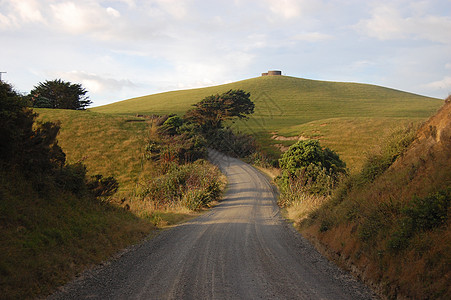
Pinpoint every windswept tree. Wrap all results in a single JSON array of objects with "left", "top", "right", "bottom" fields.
[
  {"left": 185, "top": 89, "right": 254, "bottom": 131},
  {"left": 30, "top": 79, "right": 92, "bottom": 110}
]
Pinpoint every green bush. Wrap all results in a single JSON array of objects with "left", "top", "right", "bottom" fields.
[
  {"left": 277, "top": 140, "right": 346, "bottom": 198},
  {"left": 145, "top": 133, "right": 207, "bottom": 164},
  {"left": 358, "top": 125, "right": 416, "bottom": 185},
  {"left": 159, "top": 115, "right": 183, "bottom": 135},
  {"left": 388, "top": 189, "right": 450, "bottom": 252},
  {"left": 55, "top": 163, "right": 88, "bottom": 196}
]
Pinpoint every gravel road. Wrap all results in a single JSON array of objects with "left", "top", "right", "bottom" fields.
[{"left": 49, "top": 150, "right": 377, "bottom": 300}]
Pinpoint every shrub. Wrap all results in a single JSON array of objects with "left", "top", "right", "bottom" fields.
[
  {"left": 277, "top": 140, "right": 346, "bottom": 198},
  {"left": 207, "top": 127, "right": 256, "bottom": 158},
  {"left": 144, "top": 133, "right": 207, "bottom": 164},
  {"left": 55, "top": 163, "right": 88, "bottom": 196},
  {"left": 358, "top": 125, "right": 416, "bottom": 185},
  {"left": 159, "top": 115, "right": 183, "bottom": 136},
  {"left": 140, "top": 160, "right": 223, "bottom": 210},
  {"left": 87, "top": 175, "right": 119, "bottom": 199},
  {"left": 388, "top": 189, "right": 450, "bottom": 252}
]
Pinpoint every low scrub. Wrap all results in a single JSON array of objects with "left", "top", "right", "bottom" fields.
[{"left": 139, "top": 160, "right": 223, "bottom": 211}]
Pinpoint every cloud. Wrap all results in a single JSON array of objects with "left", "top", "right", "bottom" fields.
[
  {"left": 57, "top": 71, "right": 136, "bottom": 93},
  {"left": 106, "top": 7, "right": 121, "bottom": 18},
  {"left": 50, "top": 2, "right": 106, "bottom": 34},
  {"left": 356, "top": 3, "right": 451, "bottom": 44},
  {"left": 423, "top": 76, "right": 451, "bottom": 92},
  {"left": 292, "top": 32, "right": 332, "bottom": 42},
  {"left": 0, "top": 0, "right": 44, "bottom": 29},
  {"left": 15, "top": 0, "right": 44, "bottom": 23},
  {"left": 266, "top": 0, "right": 302, "bottom": 19}
]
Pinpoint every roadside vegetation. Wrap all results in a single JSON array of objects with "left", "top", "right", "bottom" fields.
[
  {"left": 1, "top": 84, "right": 255, "bottom": 298},
  {"left": 0, "top": 82, "right": 153, "bottom": 299},
  {"left": 281, "top": 99, "right": 451, "bottom": 299}
]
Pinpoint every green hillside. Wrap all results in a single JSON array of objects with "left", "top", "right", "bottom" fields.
[
  {"left": 91, "top": 75, "right": 443, "bottom": 171},
  {"left": 92, "top": 75, "right": 441, "bottom": 128}
]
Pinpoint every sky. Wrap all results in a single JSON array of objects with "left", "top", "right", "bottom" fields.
[{"left": 1, "top": 0, "right": 450, "bottom": 107}]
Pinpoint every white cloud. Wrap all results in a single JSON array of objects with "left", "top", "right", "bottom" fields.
[
  {"left": 292, "top": 32, "right": 332, "bottom": 42},
  {"left": 106, "top": 7, "right": 121, "bottom": 18},
  {"left": 1, "top": 0, "right": 450, "bottom": 103},
  {"left": 356, "top": 3, "right": 451, "bottom": 44},
  {"left": 267, "top": 0, "right": 302, "bottom": 19},
  {"left": 355, "top": 5, "right": 405, "bottom": 40},
  {"left": 50, "top": 2, "right": 99, "bottom": 34},
  {"left": 57, "top": 71, "right": 136, "bottom": 93},
  {"left": 15, "top": 0, "right": 44, "bottom": 23},
  {"left": 423, "top": 76, "right": 451, "bottom": 91},
  {"left": 0, "top": 0, "right": 44, "bottom": 29}
]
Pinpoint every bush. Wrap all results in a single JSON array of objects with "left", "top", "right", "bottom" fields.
[
  {"left": 140, "top": 160, "right": 223, "bottom": 210},
  {"left": 279, "top": 140, "right": 346, "bottom": 178},
  {"left": 87, "top": 175, "right": 119, "bottom": 199},
  {"left": 277, "top": 140, "right": 346, "bottom": 198},
  {"left": 207, "top": 127, "right": 256, "bottom": 158},
  {"left": 358, "top": 125, "right": 416, "bottom": 185},
  {"left": 55, "top": 163, "right": 88, "bottom": 196},
  {"left": 144, "top": 133, "right": 207, "bottom": 164},
  {"left": 388, "top": 189, "right": 450, "bottom": 252},
  {"left": 159, "top": 115, "right": 183, "bottom": 136}
]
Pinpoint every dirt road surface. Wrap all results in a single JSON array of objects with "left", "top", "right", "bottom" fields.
[{"left": 49, "top": 150, "right": 376, "bottom": 299}]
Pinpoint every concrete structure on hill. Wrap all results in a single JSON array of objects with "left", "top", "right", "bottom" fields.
[{"left": 261, "top": 70, "right": 282, "bottom": 76}]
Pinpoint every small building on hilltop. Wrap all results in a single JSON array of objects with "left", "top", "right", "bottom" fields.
[{"left": 261, "top": 70, "right": 282, "bottom": 76}]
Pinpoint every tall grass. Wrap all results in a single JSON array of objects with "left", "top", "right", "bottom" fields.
[{"left": 0, "top": 169, "right": 153, "bottom": 299}]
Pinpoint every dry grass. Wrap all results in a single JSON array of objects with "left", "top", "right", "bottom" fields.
[
  {"left": 293, "top": 101, "right": 451, "bottom": 299},
  {"left": 285, "top": 194, "right": 328, "bottom": 225},
  {"left": 276, "top": 117, "right": 424, "bottom": 173}
]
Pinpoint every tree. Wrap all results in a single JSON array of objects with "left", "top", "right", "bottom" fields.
[
  {"left": 30, "top": 79, "right": 92, "bottom": 110},
  {"left": 184, "top": 89, "right": 254, "bottom": 131},
  {"left": 0, "top": 81, "right": 65, "bottom": 172}
]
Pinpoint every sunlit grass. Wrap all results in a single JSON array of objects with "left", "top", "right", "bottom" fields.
[
  {"left": 90, "top": 76, "right": 442, "bottom": 171},
  {"left": 36, "top": 108, "right": 155, "bottom": 194},
  {"left": 276, "top": 117, "right": 425, "bottom": 173}
]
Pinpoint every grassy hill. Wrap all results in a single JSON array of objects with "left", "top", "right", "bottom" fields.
[
  {"left": 92, "top": 75, "right": 443, "bottom": 171},
  {"left": 93, "top": 76, "right": 441, "bottom": 123}
]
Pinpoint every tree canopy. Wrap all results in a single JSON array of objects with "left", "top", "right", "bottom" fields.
[
  {"left": 184, "top": 89, "right": 254, "bottom": 130},
  {"left": 30, "top": 79, "right": 92, "bottom": 110},
  {"left": 0, "top": 81, "right": 65, "bottom": 172}
]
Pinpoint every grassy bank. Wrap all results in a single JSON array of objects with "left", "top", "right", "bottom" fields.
[
  {"left": 0, "top": 169, "right": 154, "bottom": 299},
  {"left": 36, "top": 109, "right": 153, "bottom": 194},
  {"left": 282, "top": 101, "right": 451, "bottom": 299}
]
